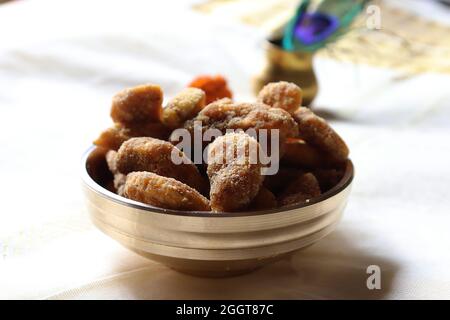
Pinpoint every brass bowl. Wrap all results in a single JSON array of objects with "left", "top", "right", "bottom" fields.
[{"left": 81, "top": 146, "right": 354, "bottom": 277}]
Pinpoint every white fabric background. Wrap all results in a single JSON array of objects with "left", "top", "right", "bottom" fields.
[{"left": 0, "top": 0, "right": 449, "bottom": 299}]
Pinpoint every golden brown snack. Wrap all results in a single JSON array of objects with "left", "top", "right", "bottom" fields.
[
  {"left": 105, "top": 150, "right": 126, "bottom": 195},
  {"left": 94, "top": 125, "right": 130, "bottom": 151},
  {"left": 313, "top": 168, "right": 345, "bottom": 192},
  {"left": 282, "top": 138, "right": 333, "bottom": 168},
  {"left": 105, "top": 150, "right": 119, "bottom": 173},
  {"left": 124, "top": 172, "right": 210, "bottom": 211},
  {"left": 293, "top": 107, "right": 349, "bottom": 161},
  {"left": 248, "top": 187, "right": 277, "bottom": 211},
  {"left": 94, "top": 122, "right": 170, "bottom": 151},
  {"left": 188, "top": 74, "right": 233, "bottom": 104},
  {"left": 114, "top": 174, "right": 127, "bottom": 196},
  {"left": 257, "top": 81, "right": 302, "bottom": 114},
  {"left": 183, "top": 100, "right": 299, "bottom": 141},
  {"left": 278, "top": 172, "right": 321, "bottom": 207},
  {"left": 263, "top": 167, "right": 303, "bottom": 195},
  {"left": 116, "top": 137, "right": 207, "bottom": 194},
  {"left": 162, "top": 88, "right": 206, "bottom": 129},
  {"left": 110, "top": 84, "right": 163, "bottom": 125},
  {"left": 207, "top": 133, "right": 265, "bottom": 212},
  {"left": 91, "top": 79, "right": 351, "bottom": 213}
]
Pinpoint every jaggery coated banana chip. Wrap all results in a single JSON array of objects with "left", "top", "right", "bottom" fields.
[
  {"left": 207, "top": 132, "right": 264, "bottom": 212},
  {"left": 116, "top": 137, "right": 207, "bottom": 194},
  {"left": 91, "top": 78, "right": 351, "bottom": 213},
  {"left": 263, "top": 167, "right": 303, "bottom": 194},
  {"left": 183, "top": 100, "right": 299, "bottom": 140},
  {"left": 248, "top": 187, "right": 277, "bottom": 211},
  {"left": 94, "top": 122, "right": 170, "bottom": 151},
  {"left": 113, "top": 174, "right": 126, "bottom": 196},
  {"left": 278, "top": 172, "right": 321, "bottom": 207},
  {"left": 313, "top": 168, "right": 345, "bottom": 192},
  {"left": 293, "top": 107, "right": 349, "bottom": 162},
  {"left": 257, "top": 81, "right": 302, "bottom": 114},
  {"left": 111, "top": 84, "right": 163, "bottom": 125},
  {"left": 105, "top": 150, "right": 119, "bottom": 173},
  {"left": 124, "top": 172, "right": 211, "bottom": 211},
  {"left": 282, "top": 138, "right": 334, "bottom": 169},
  {"left": 105, "top": 150, "right": 126, "bottom": 195},
  {"left": 94, "top": 124, "right": 131, "bottom": 151},
  {"left": 162, "top": 88, "right": 206, "bottom": 129}
]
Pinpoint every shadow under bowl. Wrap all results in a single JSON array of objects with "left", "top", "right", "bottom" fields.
[{"left": 81, "top": 146, "right": 354, "bottom": 277}]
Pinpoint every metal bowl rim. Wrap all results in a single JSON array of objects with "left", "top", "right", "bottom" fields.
[{"left": 81, "top": 145, "right": 354, "bottom": 217}]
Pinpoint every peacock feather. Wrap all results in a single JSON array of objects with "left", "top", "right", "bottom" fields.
[{"left": 283, "top": 0, "right": 370, "bottom": 52}]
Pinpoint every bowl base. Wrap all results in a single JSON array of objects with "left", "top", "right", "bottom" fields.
[
  {"left": 129, "top": 247, "right": 293, "bottom": 278},
  {"left": 168, "top": 266, "right": 262, "bottom": 278}
]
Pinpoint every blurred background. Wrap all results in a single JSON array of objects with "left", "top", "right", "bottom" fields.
[{"left": 0, "top": 0, "right": 449, "bottom": 299}]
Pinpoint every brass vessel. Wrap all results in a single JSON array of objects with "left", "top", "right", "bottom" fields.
[
  {"left": 82, "top": 146, "right": 353, "bottom": 277},
  {"left": 254, "top": 38, "right": 318, "bottom": 106}
]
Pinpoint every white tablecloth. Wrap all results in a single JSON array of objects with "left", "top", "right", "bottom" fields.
[{"left": 0, "top": 0, "right": 449, "bottom": 299}]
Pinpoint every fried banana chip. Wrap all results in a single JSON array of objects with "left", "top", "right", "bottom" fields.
[
  {"left": 94, "top": 122, "right": 170, "bottom": 151},
  {"left": 124, "top": 172, "right": 210, "bottom": 211},
  {"left": 263, "top": 167, "right": 304, "bottom": 195},
  {"left": 258, "top": 81, "right": 302, "bottom": 114},
  {"left": 313, "top": 168, "right": 345, "bottom": 192},
  {"left": 278, "top": 172, "right": 321, "bottom": 207},
  {"left": 94, "top": 124, "right": 131, "bottom": 151},
  {"left": 105, "top": 150, "right": 119, "bottom": 173},
  {"left": 293, "top": 107, "right": 349, "bottom": 162},
  {"left": 105, "top": 150, "right": 126, "bottom": 195},
  {"left": 248, "top": 187, "right": 277, "bottom": 211},
  {"left": 111, "top": 84, "right": 163, "bottom": 125},
  {"left": 162, "top": 88, "right": 206, "bottom": 129},
  {"left": 183, "top": 100, "right": 299, "bottom": 140},
  {"left": 207, "top": 132, "right": 264, "bottom": 212},
  {"left": 282, "top": 138, "right": 335, "bottom": 169},
  {"left": 116, "top": 137, "right": 207, "bottom": 194}
]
